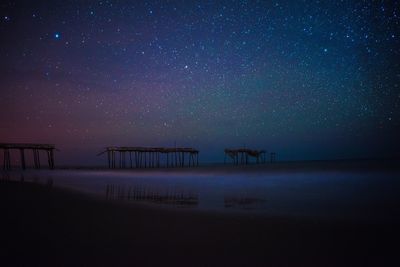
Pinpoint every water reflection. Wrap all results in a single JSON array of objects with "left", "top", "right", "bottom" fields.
[
  {"left": 224, "top": 196, "right": 266, "bottom": 210},
  {"left": 1, "top": 169, "right": 399, "bottom": 222},
  {"left": 105, "top": 184, "right": 198, "bottom": 207},
  {"left": 1, "top": 172, "right": 53, "bottom": 188}
]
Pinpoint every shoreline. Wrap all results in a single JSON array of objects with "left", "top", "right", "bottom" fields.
[
  {"left": 3, "top": 157, "right": 399, "bottom": 174},
  {"left": 1, "top": 179, "right": 399, "bottom": 266}
]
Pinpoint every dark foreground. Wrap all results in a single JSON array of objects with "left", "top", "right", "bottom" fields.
[{"left": 1, "top": 180, "right": 398, "bottom": 267}]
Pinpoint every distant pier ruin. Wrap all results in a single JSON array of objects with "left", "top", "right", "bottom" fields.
[
  {"left": 224, "top": 148, "right": 267, "bottom": 165},
  {"left": 1, "top": 143, "right": 56, "bottom": 170},
  {"left": 98, "top": 147, "right": 199, "bottom": 169}
]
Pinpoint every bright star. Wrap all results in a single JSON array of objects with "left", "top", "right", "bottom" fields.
[{"left": 54, "top": 33, "right": 60, "bottom": 39}]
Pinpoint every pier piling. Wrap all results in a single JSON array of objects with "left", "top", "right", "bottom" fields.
[
  {"left": 1, "top": 143, "right": 56, "bottom": 170},
  {"left": 224, "top": 148, "right": 267, "bottom": 165},
  {"left": 98, "top": 147, "right": 199, "bottom": 169}
]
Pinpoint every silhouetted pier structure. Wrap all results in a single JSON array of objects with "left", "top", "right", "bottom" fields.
[
  {"left": 0, "top": 143, "right": 56, "bottom": 170},
  {"left": 98, "top": 147, "right": 199, "bottom": 169},
  {"left": 270, "top": 152, "right": 276, "bottom": 163},
  {"left": 224, "top": 148, "right": 267, "bottom": 165}
]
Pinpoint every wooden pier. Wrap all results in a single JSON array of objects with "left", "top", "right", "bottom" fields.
[
  {"left": 0, "top": 143, "right": 56, "bottom": 170},
  {"left": 98, "top": 147, "right": 199, "bottom": 169},
  {"left": 224, "top": 148, "right": 267, "bottom": 165}
]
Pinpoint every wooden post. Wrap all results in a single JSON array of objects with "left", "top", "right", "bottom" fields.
[
  {"left": 32, "top": 149, "right": 37, "bottom": 169},
  {"left": 166, "top": 152, "right": 169, "bottom": 167},
  {"left": 174, "top": 151, "right": 177, "bottom": 167},
  {"left": 112, "top": 151, "right": 115, "bottom": 168},
  {"left": 33, "top": 149, "right": 40, "bottom": 169},
  {"left": 20, "top": 149, "right": 26, "bottom": 170},
  {"left": 37, "top": 149, "right": 41, "bottom": 168},
  {"left": 108, "top": 151, "right": 111, "bottom": 169},
  {"left": 8, "top": 149, "right": 11, "bottom": 169},
  {"left": 122, "top": 151, "right": 126, "bottom": 168},
  {"left": 3, "top": 149, "right": 11, "bottom": 170},
  {"left": 50, "top": 149, "right": 55, "bottom": 169},
  {"left": 2, "top": 149, "right": 4, "bottom": 170},
  {"left": 270, "top": 152, "right": 276, "bottom": 163},
  {"left": 47, "top": 150, "right": 52, "bottom": 169}
]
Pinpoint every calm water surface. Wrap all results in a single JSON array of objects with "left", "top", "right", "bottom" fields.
[{"left": 2, "top": 169, "right": 399, "bottom": 222}]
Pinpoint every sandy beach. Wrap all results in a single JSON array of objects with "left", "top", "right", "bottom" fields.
[{"left": 1, "top": 170, "right": 399, "bottom": 267}]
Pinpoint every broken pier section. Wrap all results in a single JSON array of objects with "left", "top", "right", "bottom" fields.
[
  {"left": 98, "top": 147, "right": 199, "bottom": 169},
  {"left": 1, "top": 143, "right": 56, "bottom": 170},
  {"left": 224, "top": 148, "right": 272, "bottom": 165}
]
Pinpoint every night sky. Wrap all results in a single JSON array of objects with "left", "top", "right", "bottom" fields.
[{"left": 1, "top": 0, "right": 399, "bottom": 165}]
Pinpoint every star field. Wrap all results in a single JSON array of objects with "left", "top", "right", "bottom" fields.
[{"left": 0, "top": 0, "right": 399, "bottom": 164}]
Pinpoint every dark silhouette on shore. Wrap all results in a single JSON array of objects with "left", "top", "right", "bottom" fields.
[
  {"left": 1, "top": 143, "right": 56, "bottom": 170},
  {"left": 97, "top": 146, "right": 199, "bottom": 168},
  {"left": 224, "top": 148, "right": 270, "bottom": 165}
]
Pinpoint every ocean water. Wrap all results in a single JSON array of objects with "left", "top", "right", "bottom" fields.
[{"left": 2, "top": 168, "right": 399, "bottom": 222}]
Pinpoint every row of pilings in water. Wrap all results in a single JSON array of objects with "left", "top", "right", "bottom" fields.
[
  {"left": 97, "top": 147, "right": 200, "bottom": 169},
  {"left": 224, "top": 149, "right": 276, "bottom": 165},
  {"left": 1, "top": 143, "right": 55, "bottom": 170},
  {"left": 1, "top": 142, "right": 277, "bottom": 170},
  {"left": 99, "top": 147, "right": 276, "bottom": 169}
]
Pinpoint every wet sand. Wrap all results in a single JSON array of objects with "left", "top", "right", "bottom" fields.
[{"left": 1, "top": 179, "right": 398, "bottom": 267}]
